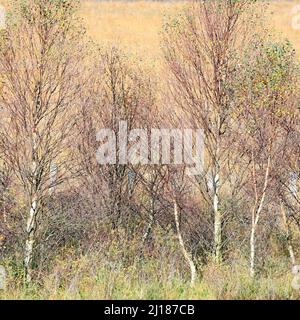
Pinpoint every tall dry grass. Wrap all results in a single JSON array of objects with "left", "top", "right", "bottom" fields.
[
  {"left": 0, "top": 0, "right": 299, "bottom": 300},
  {"left": 0, "top": 227, "right": 299, "bottom": 300},
  {"left": 79, "top": 0, "right": 300, "bottom": 69}
]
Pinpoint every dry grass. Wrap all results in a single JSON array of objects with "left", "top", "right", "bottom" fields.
[
  {"left": 267, "top": 1, "right": 300, "bottom": 55},
  {"left": 1, "top": 240, "right": 299, "bottom": 300},
  {"left": 79, "top": 0, "right": 300, "bottom": 69},
  {"left": 0, "top": 0, "right": 298, "bottom": 66},
  {"left": 0, "top": 0, "right": 299, "bottom": 300},
  {"left": 79, "top": 0, "right": 183, "bottom": 68}
]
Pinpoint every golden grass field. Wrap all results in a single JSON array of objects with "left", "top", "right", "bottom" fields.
[
  {"left": 0, "top": 1, "right": 299, "bottom": 300},
  {"left": 79, "top": 0, "right": 300, "bottom": 68},
  {"left": 0, "top": 0, "right": 299, "bottom": 66}
]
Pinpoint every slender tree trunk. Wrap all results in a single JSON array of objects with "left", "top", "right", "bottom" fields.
[
  {"left": 281, "top": 203, "right": 296, "bottom": 266},
  {"left": 24, "top": 135, "right": 39, "bottom": 284},
  {"left": 142, "top": 197, "right": 155, "bottom": 243},
  {"left": 213, "top": 166, "right": 222, "bottom": 264},
  {"left": 249, "top": 156, "right": 270, "bottom": 278},
  {"left": 173, "top": 198, "right": 196, "bottom": 287},
  {"left": 250, "top": 220, "right": 256, "bottom": 278},
  {"left": 49, "top": 163, "right": 57, "bottom": 196},
  {"left": 24, "top": 195, "right": 38, "bottom": 284}
]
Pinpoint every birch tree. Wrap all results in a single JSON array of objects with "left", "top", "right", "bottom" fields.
[
  {"left": 77, "top": 48, "right": 155, "bottom": 230},
  {"left": 0, "top": 0, "right": 87, "bottom": 283},
  {"left": 236, "top": 39, "right": 300, "bottom": 277},
  {"left": 166, "top": 167, "right": 197, "bottom": 286},
  {"left": 276, "top": 140, "right": 300, "bottom": 267},
  {"left": 163, "top": 0, "right": 257, "bottom": 263}
]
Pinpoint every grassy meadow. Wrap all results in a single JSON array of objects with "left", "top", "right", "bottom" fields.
[
  {"left": 62, "top": 0, "right": 300, "bottom": 300},
  {"left": 1, "top": 229, "right": 300, "bottom": 300},
  {"left": 1, "top": 0, "right": 300, "bottom": 300},
  {"left": 80, "top": 1, "right": 300, "bottom": 67}
]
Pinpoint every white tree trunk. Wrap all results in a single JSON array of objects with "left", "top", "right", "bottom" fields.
[
  {"left": 24, "top": 194, "right": 38, "bottom": 284},
  {"left": 250, "top": 223, "right": 256, "bottom": 278},
  {"left": 0, "top": 265, "right": 6, "bottom": 290},
  {"left": 213, "top": 171, "right": 222, "bottom": 264},
  {"left": 249, "top": 156, "right": 270, "bottom": 278},
  {"left": 24, "top": 136, "right": 39, "bottom": 284},
  {"left": 288, "top": 244, "right": 296, "bottom": 267},
  {"left": 49, "top": 163, "right": 57, "bottom": 196},
  {"left": 281, "top": 203, "right": 296, "bottom": 266},
  {"left": 174, "top": 199, "right": 196, "bottom": 286}
]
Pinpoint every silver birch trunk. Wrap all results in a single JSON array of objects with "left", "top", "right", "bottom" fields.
[
  {"left": 250, "top": 221, "right": 256, "bottom": 278},
  {"left": 281, "top": 203, "right": 296, "bottom": 266},
  {"left": 24, "top": 196, "right": 38, "bottom": 284},
  {"left": 0, "top": 265, "right": 6, "bottom": 290},
  {"left": 24, "top": 135, "right": 39, "bottom": 284},
  {"left": 213, "top": 167, "right": 222, "bottom": 264},
  {"left": 49, "top": 163, "right": 57, "bottom": 196},
  {"left": 173, "top": 199, "right": 196, "bottom": 286},
  {"left": 249, "top": 157, "right": 270, "bottom": 278}
]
